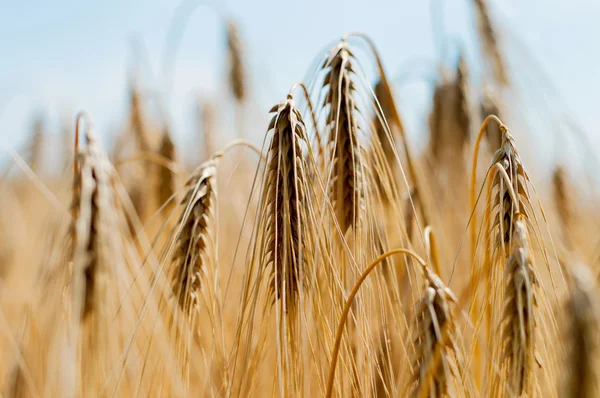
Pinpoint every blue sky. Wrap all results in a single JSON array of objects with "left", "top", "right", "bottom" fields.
[{"left": 0, "top": 0, "right": 599, "bottom": 168}]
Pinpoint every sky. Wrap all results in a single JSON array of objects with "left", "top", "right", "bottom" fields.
[{"left": 0, "top": 0, "right": 599, "bottom": 171}]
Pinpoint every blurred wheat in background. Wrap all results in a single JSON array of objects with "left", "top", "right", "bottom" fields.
[{"left": 1, "top": 0, "right": 599, "bottom": 397}]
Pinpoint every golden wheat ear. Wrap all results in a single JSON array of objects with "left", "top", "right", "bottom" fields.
[
  {"left": 261, "top": 94, "right": 313, "bottom": 312},
  {"left": 563, "top": 262, "right": 600, "bottom": 398},
  {"left": 170, "top": 157, "right": 219, "bottom": 320},
  {"left": 373, "top": 79, "right": 398, "bottom": 174},
  {"left": 226, "top": 20, "right": 246, "bottom": 103},
  {"left": 428, "top": 56, "right": 471, "bottom": 172},
  {"left": 409, "top": 265, "right": 463, "bottom": 398},
  {"left": 71, "top": 128, "right": 119, "bottom": 321},
  {"left": 484, "top": 131, "right": 538, "bottom": 396},
  {"left": 228, "top": 93, "right": 315, "bottom": 396},
  {"left": 156, "top": 128, "right": 178, "bottom": 215},
  {"left": 70, "top": 124, "right": 136, "bottom": 394},
  {"left": 320, "top": 40, "right": 366, "bottom": 234},
  {"left": 497, "top": 215, "right": 538, "bottom": 396},
  {"left": 472, "top": 0, "right": 509, "bottom": 86},
  {"left": 552, "top": 166, "right": 575, "bottom": 250}
]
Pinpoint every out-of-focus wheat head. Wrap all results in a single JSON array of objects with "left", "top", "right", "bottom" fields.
[
  {"left": 226, "top": 20, "right": 246, "bottom": 103},
  {"left": 563, "top": 262, "right": 600, "bottom": 398}
]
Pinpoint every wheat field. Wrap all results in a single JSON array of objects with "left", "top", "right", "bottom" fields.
[{"left": 1, "top": 1, "right": 599, "bottom": 397}]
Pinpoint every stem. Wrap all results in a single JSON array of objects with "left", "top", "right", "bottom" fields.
[
  {"left": 220, "top": 138, "right": 266, "bottom": 161},
  {"left": 424, "top": 226, "right": 441, "bottom": 277},
  {"left": 325, "top": 248, "right": 426, "bottom": 398},
  {"left": 115, "top": 152, "right": 185, "bottom": 175}
]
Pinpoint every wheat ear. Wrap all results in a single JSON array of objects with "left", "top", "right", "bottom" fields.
[
  {"left": 322, "top": 40, "right": 365, "bottom": 233},
  {"left": 564, "top": 262, "right": 600, "bottom": 398},
  {"left": 262, "top": 94, "right": 312, "bottom": 311}
]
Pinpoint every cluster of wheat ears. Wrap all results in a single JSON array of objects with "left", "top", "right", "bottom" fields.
[{"left": 1, "top": 1, "right": 599, "bottom": 397}]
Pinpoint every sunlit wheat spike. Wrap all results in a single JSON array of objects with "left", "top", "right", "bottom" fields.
[
  {"left": 499, "top": 216, "right": 538, "bottom": 396},
  {"left": 564, "top": 262, "right": 600, "bottom": 398},
  {"left": 226, "top": 20, "right": 246, "bottom": 103},
  {"left": 410, "top": 268, "right": 461, "bottom": 398},
  {"left": 262, "top": 94, "right": 311, "bottom": 311},
  {"left": 322, "top": 40, "right": 365, "bottom": 233},
  {"left": 472, "top": 0, "right": 509, "bottom": 86},
  {"left": 171, "top": 158, "right": 218, "bottom": 317},
  {"left": 490, "top": 128, "right": 530, "bottom": 251}
]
